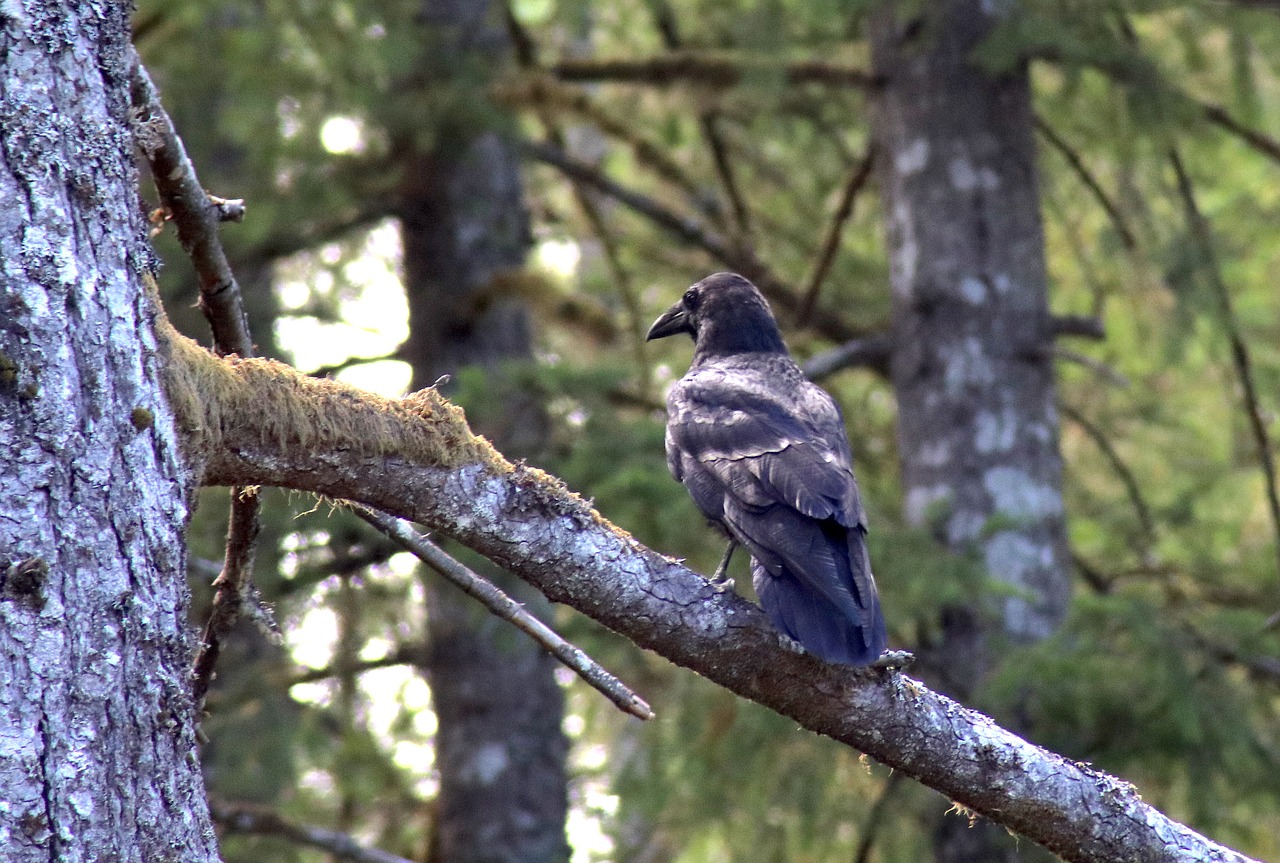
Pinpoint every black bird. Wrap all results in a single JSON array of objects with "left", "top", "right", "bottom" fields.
[{"left": 646, "top": 272, "right": 887, "bottom": 665}]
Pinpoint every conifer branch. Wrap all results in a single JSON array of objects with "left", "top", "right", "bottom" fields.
[
  {"left": 349, "top": 504, "right": 654, "bottom": 721},
  {"left": 1169, "top": 149, "right": 1280, "bottom": 613}
]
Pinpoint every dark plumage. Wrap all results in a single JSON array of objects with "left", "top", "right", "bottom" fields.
[{"left": 646, "top": 272, "right": 887, "bottom": 665}]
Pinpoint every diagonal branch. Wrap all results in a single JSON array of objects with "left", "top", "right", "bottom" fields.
[
  {"left": 524, "top": 140, "right": 871, "bottom": 343},
  {"left": 157, "top": 323, "right": 1260, "bottom": 863},
  {"left": 647, "top": 0, "right": 753, "bottom": 237},
  {"left": 129, "top": 53, "right": 267, "bottom": 711},
  {"left": 551, "top": 51, "right": 878, "bottom": 90},
  {"left": 210, "top": 801, "right": 414, "bottom": 863},
  {"left": 1034, "top": 115, "right": 1136, "bottom": 250},
  {"left": 1169, "top": 149, "right": 1280, "bottom": 608},
  {"left": 348, "top": 504, "right": 653, "bottom": 720},
  {"left": 797, "top": 146, "right": 877, "bottom": 325}
]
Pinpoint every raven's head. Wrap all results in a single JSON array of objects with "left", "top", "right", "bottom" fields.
[{"left": 646, "top": 272, "right": 787, "bottom": 357}]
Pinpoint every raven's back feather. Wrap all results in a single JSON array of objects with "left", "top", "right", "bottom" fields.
[
  {"left": 666, "top": 357, "right": 887, "bottom": 664},
  {"left": 650, "top": 273, "right": 887, "bottom": 665}
]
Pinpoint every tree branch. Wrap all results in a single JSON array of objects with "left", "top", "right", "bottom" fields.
[
  {"left": 159, "top": 325, "right": 1260, "bottom": 863},
  {"left": 797, "top": 146, "right": 877, "bottom": 326},
  {"left": 551, "top": 51, "right": 877, "bottom": 90},
  {"left": 348, "top": 504, "right": 653, "bottom": 720},
  {"left": 524, "top": 140, "right": 871, "bottom": 343},
  {"left": 129, "top": 54, "right": 267, "bottom": 711},
  {"left": 210, "top": 801, "right": 414, "bottom": 863},
  {"left": 1169, "top": 149, "right": 1280, "bottom": 606},
  {"left": 1034, "top": 115, "right": 1136, "bottom": 250}
]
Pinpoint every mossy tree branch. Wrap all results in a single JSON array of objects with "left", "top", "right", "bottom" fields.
[{"left": 157, "top": 320, "right": 1258, "bottom": 863}]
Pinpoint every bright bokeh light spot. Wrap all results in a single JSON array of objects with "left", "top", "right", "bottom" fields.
[
  {"left": 567, "top": 807, "right": 615, "bottom": 863},
  {"left": 537, "top": 239, "right": 581, "bottom": 278},
  {"left": 321, "top": 115, "right": 364, "bottom": 155},
  {"left": 336, "top": 359, "right": 412, "bottom": 398},
  {"left": 289, "top": 606, "right": 339, "bottom": 671}
]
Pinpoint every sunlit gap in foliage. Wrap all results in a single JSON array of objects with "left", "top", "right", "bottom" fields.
[{"left": 274, "top": 218, "right": 412, "bottom": 397}]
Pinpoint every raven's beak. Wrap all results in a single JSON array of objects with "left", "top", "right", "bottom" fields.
[{"left": 646, "top": 303, "right": 692, "bottom": 341}]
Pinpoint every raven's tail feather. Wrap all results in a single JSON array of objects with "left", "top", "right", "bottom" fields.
[{"left": 753, "top": 560, "right": 887, "bottom": 665}]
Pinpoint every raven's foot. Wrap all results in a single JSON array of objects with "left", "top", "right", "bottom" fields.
[
  {"left": 869, "top": 650, "right": 914, "bottom": 671},
  {"left": 707, "top": 574, "right": 736, "bottom": 593}
]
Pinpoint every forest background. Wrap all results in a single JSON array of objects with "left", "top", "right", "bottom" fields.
[{"left": 16, "top": 0, "right": 1280, "bottom": 861}]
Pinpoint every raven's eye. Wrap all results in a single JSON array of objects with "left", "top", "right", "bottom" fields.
[{"left": 682, "top": 289, "right": 698, "bottom": 308}]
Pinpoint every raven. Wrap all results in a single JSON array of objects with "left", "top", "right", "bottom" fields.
[{"left": 646, "top": 272, "right": 887, "bottom": 665}]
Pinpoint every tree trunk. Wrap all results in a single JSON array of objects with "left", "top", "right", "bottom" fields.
[
  {"left": 869, "top": 2, "right": 1072, "bottom": 859},
  {"left": 399, "top": 2, "right": 569, "bottom": 861},
  {"left": 0, "top": 7, "right": 217, "bottom": 861}
]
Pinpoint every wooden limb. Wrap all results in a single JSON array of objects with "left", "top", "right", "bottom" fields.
[
  {"left": 190, "top": 488, "right": 262, "bottom": 708},
  {"left": 128, "top": 56, "right": 254, "bottom": 357},
  {"left": 129, "top": 53, "right": 268, "bottom": 711},
  {"left": 498, "top": 75, "right": 717, "bottom": 220},
  {"left": 348, "top": 504, "right": 654, "bottom": 721},
  {"left": 645, "top": 0, "right": 752, "bottom": 237},
  {"left": 1034, "top": 115, "right": 1136, "bottom": 250},
  {"left": 1060, "top": 403, "right": 1157, "bottom": 551},
  {"left": 796, "top": 146, "right": 877, "bottom": 325},
  {"left": 1049, "top": 314, "right": 1107, "bottom": 340},
  {"left": 498, "top": 13, "right": 656, "bottom": 396},
  {"left": 524, "top": 140, "right": 870, "bottom": 343},
  {"left": 551, "top": 51, "right": 878, "bottom": 90},
  {"left": 801, "top": 333, "right": 895, "bottom": 381},
  {"left": 1170, "top": 149, "right": 1280, "bottom": 610},
  {"left": 289, "top": 643, "right": 431, "bottom": 687},
  {"left": 210, "top": 801, "right": 415, "bottom": 863}
]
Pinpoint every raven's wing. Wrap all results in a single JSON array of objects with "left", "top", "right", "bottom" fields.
[{"left": 666, "top": 365, "right": 882, "bottom": 649}]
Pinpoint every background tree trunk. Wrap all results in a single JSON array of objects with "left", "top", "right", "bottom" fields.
[
  {"left": 0, "top": 6, "right": 217, "bottom": 861},
  {"left": 870, "top": 2, "right": 1072, "bottom": 859},
  {"left": 399, "top": 2, "right": 570, "bottom": 861}
]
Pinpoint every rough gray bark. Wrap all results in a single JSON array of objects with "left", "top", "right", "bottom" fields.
[
  {"left": 193, "top": 388, "right": 1257, "bottom": 863},
  {"left": 0, "top": 5, "right": 217, "bottom": 862},
  {"left": 397, "top": 2, "right": 569, "bottom": 861},
  {"left": 869, "top": 4, "right": 1073, "bottom": 858}
]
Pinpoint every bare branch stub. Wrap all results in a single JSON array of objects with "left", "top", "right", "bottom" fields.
[
  {"left": 129, "top": 53, "right": 265, "bottom": 710},
  {"left": 349, "top": 504, "right": 654, "bottom": 721}
]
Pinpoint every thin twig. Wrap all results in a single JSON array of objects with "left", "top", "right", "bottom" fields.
[
  {"left": 1049, "top": 314, "right": 1107, "bottom": 340},
  {"left": 1060, "top": 402, "right": 1156, "bottom": 551},
  {"left": 1048, "top": 346, "right": 1131, "bottom": 388},
  {"left": 648, "top": 0, "right": 752, "bottom": 237},
  {"left": 348, "top": 504, "right": 654, "bottom": 720},
  {"left": 801, "top": 333, "right": 894, "bottom": 381},
  {"left": 1201, "top": 102, "right": 1280, "bottom": 165},
  {"left": 501, "top": 8, "right": 655, "bottom": 398},
  {"left": 190, "top": 489, "right": 262, "bottom": 706},
  {"left": 1169, "top": 149, "right": 1280, "bottom": 613},
  {"left": 1034, "top": 115, "right": 1136, "bottom": 251},
  {"left": 498, "top": 75, "right": 714, "bottom": 218},
  {"left": 129, "top": 57, "right": 254, "bottom": 356},
  {"left": 551, "top": 51, "right": 878, "bottom": 90},
  {"left": 210, "top": 801, "right": 415, "bottom": 863},
  {"left": 853, "top": 772, "right": 904, "bottom": 863},
  {"left": 797, "top": 146, "right": 876, "bottom": 325},
  {"left": 524, "top": 140, "right": 869, "bottom": 343},
  {"left": 289, "top": 643, "right": 431, "bottom": 686},
  {"left": 129, "top": 53, "right": 267, "bottom": 711}
]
